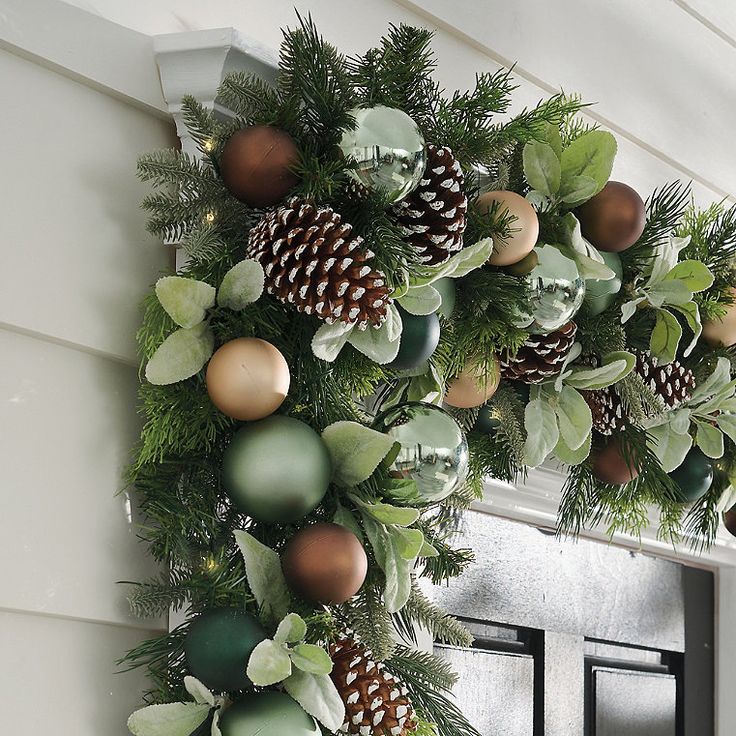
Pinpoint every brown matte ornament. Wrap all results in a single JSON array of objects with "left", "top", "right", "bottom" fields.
[
  {"left": 219, "top": 126, "right": 300, "bottom": 208},
  {"left": 723, "top": 506, "right": 736, "bottom": 538},
  {"left": 576, "top": 181, "right": 646, "bottom": 253},
  {"left": 475, "top": 191, "right": 539, "bottom": 266},
  {"left": 702, "top": 287, "right": 736, "bottom": 347},
  {"left": 282, "top": 523, "right": 368, "bottom": 604},
  {"left": 206, "top": 337, "right": 290, "bottom": 421},
  {"left": 592, "top": 439, "right": 640, "bottom": 485},
  {"left": 445, "top": 357, "right": 501, "bottom": 409}
]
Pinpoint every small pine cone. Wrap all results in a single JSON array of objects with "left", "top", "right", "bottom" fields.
[
  {"left": 635, "top": 351, "right": 695, "bottom": 408},
  {"left": 500, "top": 322, "right": 578, "bottom": 384},
  {"left": 394, "top": 144, "right": 468, "bottom": 266},
  {"left": 247, "top": 198, "right": 391, "bottom": 328},
  {"left": 582, "top": 387, "right": 627, "bottom": 435},
  {"left": 330, "top": 636, "right": 418, "bottom": 736}
]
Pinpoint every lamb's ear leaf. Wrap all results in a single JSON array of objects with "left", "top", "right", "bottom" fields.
[
  {"left": 145, "top": 323, "right": 214, "bottom": 385},
  {"left": 156, "top": 276, "right": 215, "bottom": 328},
  {"left": 127, "top": 703, "right": 211, "bottom": 736}
]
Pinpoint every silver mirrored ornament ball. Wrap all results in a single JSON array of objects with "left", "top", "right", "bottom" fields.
[
  {"left": 373, "top": 402, "right": 469, "bottom": 503},
  {"left": 339, "top": 106, "right": 427, "bottom": 203},
  {"left": 514, "top": 244, "right": 585, "bottom": 334}
]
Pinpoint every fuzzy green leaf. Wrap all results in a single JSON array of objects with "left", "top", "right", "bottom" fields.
[
  {"left": 349, "top": 494, "right": 420, "bottom": 526},
  {"left": 145, "top": 323, "right": 214, "bottom": 385},
  {"left": 560, "top": 130, "right": 617, "bottom": 196},
  {"left": 332, "top": 503, "right": 364, "bottom": 541},
  {"left": 648, "top": 281, "right": 694, "bottom": 308},
  {"left": 716, "top": 414, "right": 736, "bottom": 445},
  {"left": 217, "top": 260, "right": 265, "bottom": 310},
  {"left": 283, "top": 671, "right": 343, "bottom": 732},
  {"left": 647, "top": 234, "right": 691, "bottom": 287},
  {"left": 274, "top": 613, "right": 307, "bottom": 645},
  {"left": 155, "top": 276, "right": 216, "bottom": 328},
  {"left": 362, "top": 516, "right": 413, "bottom": 613},
  {"left": 559, "top": 175, "right": 599, "bottom": 206},
  {"left": 398, "top": 284, "right": 442, "bottom": 315},
  {"left": 523, "top": 140, "right": 561, "bottom": 196},
  {"left": 669, "top": 301, "right": 702, "bottom": 357},
  {"left": 247, "top": 639, "right": 293, "bottom": 686},
  {"left": 565, "top": 354, "right": 635, "bottom": 391},
  {"left": 691, "top": 357, "right": 733, "bottom": 404},
  {"left": 554, "top": 431, "right": 592, "bottom": 466},
  {"left": 695, "top": 420, "right": 725, "bottom": 459},
  {"left": 621, "top": 297, "right": 646, "bottom": 324},
  {"left": 523, "top": 397, "right": 559, "bottom": 468},
  {"left": 411, "top": 238, "right": 494, "bottom": 286},
  {"left": 541, "top": 121, "right": 563, "bottom": 158},
  {"left": 554, "top": 386, "right": 592, "bottom": 451},
  {"left": 390, "top": 526, "right": 425, "bottom": 560},
  {"left": 290, "top": 644, "right": 334, "bottom": 675},
  {"left": 347, "top": 310, "right": 401, "bottom": 364},
  {"left": 183, "top": 676, "right": 215, "bottom": 707},
  {"left": 311, "top": 320, "right": 353, "bottom": 363},
  {"left": 649, "top": 309, "right": 682, "bottom": 365},
  {"left": 322, "top": 421, "right": 396, "bottom": 487},
  {"left": 647, "top": 422, "right": 692, "bottom": 472},
  {"left": 127, "top": 703, "right": 211, "bottom": 736},
  {"left": 663, "top": 260, "right": 714, "bottom": 293}
]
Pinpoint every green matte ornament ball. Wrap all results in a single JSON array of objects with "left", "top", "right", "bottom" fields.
[
  {"left": 222, "top": 416, "right": 331, "bottom": 523},
  {"left": 670, "top": 447, "right": 713, "bottom": 503},
  {"left": 389, "top": 306, "right": 440, "bottom": 371},
  {"left": 219, "top": 693, "right": 320, "bottom": 736},
  {"left": 184, "top": 608, "right": 266, "bottom": 692},
  {"left": 584, "top": 250, "right": 623, "bottom": 316},
  {"left": 474, "top": 405, "right": 501, "bottom": 435},
  {"left": 434, "top": 278, "right": 456, "bottom": 318}
]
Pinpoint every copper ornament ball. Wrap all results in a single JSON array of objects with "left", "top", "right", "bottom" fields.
[
  {"left": 592, "top": 440, "right": 640, "bottom": 486},
  {"left": 281, "top": 523, "right": 368, "bottom": 604},
  {"left": 219, "top": 126, "right": 300, "bottom": 208},
  {"left": 702, "top": 287, "right": 736, "bottom": 347},
  {"left": 576, "top": 181, "right": 646, "bottom": 253},
  {"left": 445, "top": 357, "right": 501, "bottom": 409},
  {"left": 206, "top": 337, "right": 290, "bottom": 421},
  {"left": 475, "top": 190, "right": 539, "bottom": 266},
  {"left": 723, "top": 506, "right": 736, "bottom": 538}
]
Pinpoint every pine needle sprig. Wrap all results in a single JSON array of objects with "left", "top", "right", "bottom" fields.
[{"left": 338, "top": 583, "right": 397, "bottom": 661}]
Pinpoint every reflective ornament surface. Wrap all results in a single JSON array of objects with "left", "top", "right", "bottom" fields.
[
  {"left": 515, "top": 244, "right": 585, "bottom": 334},
  {"left": 339, "top": 106, "right": 426, "bottom": 203},
  {"left": 374, "top": 402, "right": 468, "bottom": 502}
]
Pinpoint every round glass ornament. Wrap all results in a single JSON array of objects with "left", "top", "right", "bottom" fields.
[
  {"left": 373, "top": 402, "right": 468, "bottom": 503},
  {"left": 339, "top": 106, "right": 426, "bottom": 203},
  {"left": 514, "top": 244, "right": 585, "bottom": 334}
]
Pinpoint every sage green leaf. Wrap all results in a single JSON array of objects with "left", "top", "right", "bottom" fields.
[
  {"left": 554, "top": 386, "right": 592, "bottom": 451},
  {"left": 559, "top": 175, "right": 599, "bottom": 206},
  {"left": 332, "top": 502, "right": 364, "bottom": 541},
  {"left": 217, "top": 259, "right": 265, "bottom": 310},
  {"left": 247, "top": 639, "right": 292, "bottom": 686},
  {"left": 695, "top": 420, "right": 725, "bottom": 459},
  {"left": 362, "top": 516, "right": 412, "bottom": 612},
  {"left": 145, "top": 323, "right": 214, "bottom": 385},
  {"left": 322, "top": 421, "right": 395, "bottom": 487},
  {"left": 647, "top": 422, "right": 692, "bottom": 472},
  {"left": 183, "top": 676, "right": 215, "bottom": 707},
  {"left": 523, "top": 140, "right": 561, "bottom": 196},
  {"left": 716, "top": 414, "right": 736, "bottom": 445},
  {"left": 523, "top": 397, "right": 559, "bottom": 468},
  {"left": 127, "top": 703, "right": 211, "bottom": 736},
  {"left": 647, "top": 234, "right": 691, "bottom": 287},
  {"left": 621, "top": 297, "right": 646, "bottom": 324},
  {"left": 411, "top": 238, "right": 494, "bottom": 286},
  {"left": 274, "top": 613, "right": 307, "bottom": 645},
  {"left": 560, "top": 130, "right": 617, "bottom": 194},
  {"left": 717, "top": 485, "right": 736, "bottom": 513},
  {"left": 647, "top": 281, "right": 693, "bottom": 308},
  {"left": 290, "top": 644, "right": 334, "bottom": 675},
  {"left": 554, "top": 431, "right": 592, "bottom": 466},
  {"left": 349, "top": 494, "right": 420, "bottom": 526},
  {"left": 155, "top": 276, "right": 216, "bottom": 328},
  {"left": 663, "top": 260, "right": 714, "bottom": 293},
  {"left": 233, "top": 530, "right": 290, "bottom": 621},
  {"left": 389, "top": 526, "right": 425, "bottom": 561},
  {"left": 669, "top": 301, "right": 702, "bottom": 357},
  {"left": 691, "top": 357, "right": 733, "bottom": 403},
  {"left": 347, "top": 307, "right": 402, "bottom": 364},
  {"left": 565, "top": 353, "right": 635, "bottom": 391},
  {"left": 649, "top": 309, "right": 682, "bottom": 365},
  {"left": 670, "top": 408, "right": 692, "bottom": 435},
  {"left": 212, "top": 710, "right": 222, "bottom": 736},
  {"left": 311, "top": 320, "right": 353, "bottom": 363},
  {"left": 420, "top": 539, "right": 440, "bottom": 557},
  {"left": 398, "top": 284, "right": 442, "bottom": 315},
  {"left": 283, "top": 670, "right": 344, "bottom": 732},
  {"left": 560, "top": 213, "right": 615, "bottom": 281},
  {"left": 540, "top": 121, "right": 563, "bottom": 159}
]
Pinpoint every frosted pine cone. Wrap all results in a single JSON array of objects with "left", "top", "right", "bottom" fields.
[
  {"left": 582, "top": 387, "right": 626, "bottom": 435},
  {"left": 247, "top": 198, "right": 391, "bottom": 328},
  {"left": 635, "top": 351, "right": 695, "bottom": 408},
  {"left": 330, "top": 636, "right": 418, "bottom": 736},
  {"left": 500, "top": 322, "right": 578, "bottom": 384},
  {"left": 394, "top": 145, "right": 468, "bottom": 266}
]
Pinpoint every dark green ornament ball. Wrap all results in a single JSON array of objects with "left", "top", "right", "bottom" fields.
[
  {"left": 670, "top": 447, "right": 713, "bottom": 503},
  {"left": 474, "top": 405, "right": 501, "bottom": 435},
  {"left": 184, "top": 608, "right": 266, "bottom": 692},
  {"left": 389, "top": 306, "right": 440, "bottom": 371},
  {"left": 222, "top": 416, "right": 331, "bottom": 523},
  {"left": 218, "top": 693, "right": 320, "bottom": 736}
]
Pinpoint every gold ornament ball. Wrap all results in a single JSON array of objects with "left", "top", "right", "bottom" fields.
[
  {"left": 206, "top": 338, "right": 290, "bottom": 421},
  {"left": 702, "top": 287, "right": 736, "bottom": 347},
  {"left": 445, "top": 357, "right": 501, "bottom": 409},
  {"left": 475, "top": 191, "right": 539, "bottom": 266}
]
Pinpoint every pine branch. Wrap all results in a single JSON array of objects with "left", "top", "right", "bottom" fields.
[{"left": 338, "top": 583, "right": 397, "bottom": 661}]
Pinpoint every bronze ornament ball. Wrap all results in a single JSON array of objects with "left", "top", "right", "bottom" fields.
[
  {"left": 219, "top": 126, "right": 300, "bottom": 209},
  {"left": 702, "top": 287, "right": 736, "bottom": 347},
  {"left": 218, "top": 692, "right": 320, "bottom": 736},
  {"left": 281, "top": 523, "right": 368, "bottom": 604},
  {"left": 475, "top": 190, "right": 539, "bottom": 266},
  {"left": 206, "top": 338, "right": 290, "bottom": 421},
  {"left": 576, "top": 181, "right": 646, "bottom": 253},
  {"left": 724, "top": 506, "right": 736, "bottom": 538},
  {"left": 592, "top": 439, "right": 640, "bottom": 486},
  {"left": 445, "top": 357, "right": 501, "bottom": 409}
]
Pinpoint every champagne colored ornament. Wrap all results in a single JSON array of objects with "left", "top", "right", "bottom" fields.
[
  {"left": 576, "top": 181, "right": 645, "bottom": 253},
  {"left": 584, "top": 250, "right": 622, "bottom": 316},
  {"left": 206, "top": 337, "right": 290, "bottom": 421},
  {"left": 702, "top": 287, "right": 736, "bottom": 347},
  {"left": 592, "top": 439, "right": 640, "bottom": 486},
  {"left": 222, "top": 416, "right": 330, "bottom": 523},
  {"left": 389, "top": 307, "right": 440, "bottom": 371},
  {"left": 445, "top": 357, "right": 501, "bottom": 409},
  {"left": 515, "top": 245, "right": 585, "bottom": 334},
  {"left": 219, "top": 126, "right": 300, "bottom": 208},
  {"left": 374, "top": 402, "right": 468, "bottom": 502},
  {"left": 339, "top": 106, "right": 426, "bottom": 202},
  {"left": 281, "top": 523, "right": 368, "bottom": 604},
  {"left": 476, "top": 191, "right": 539, "bottom": 266},
  {"left": 184, "top": 608, "right": 266, "bottom": 692},
  {"left": 218, "top": 692, "right": 320, "bottom": 736},
  {"left": 670, "top": 447, "right": 713, "bottom": 503}
]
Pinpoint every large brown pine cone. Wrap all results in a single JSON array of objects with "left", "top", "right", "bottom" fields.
[
  {"left": 635, "top": 351, "right": 695, "bottom": 408},
  {"left": 247, "top": 198, "right": 391, "bottom": 328},
  {"left": 500, "top": 322, "right": 578, "bottom": 384},
  {"left": 394, "top": 145, "right": 468, "bottom": 266},
  {"left": 582, "top": 387, "right": 626, "bottom": 435},
  {"left": 330, "top": 636, "right": 417, "bottom": 736}
]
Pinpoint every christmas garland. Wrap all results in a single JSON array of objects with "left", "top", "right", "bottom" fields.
[{"left": 123, "top": 17, "right": 736, "bottom": 736}]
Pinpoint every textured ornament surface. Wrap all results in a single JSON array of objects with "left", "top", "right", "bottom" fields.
[
  {"left": 247, "top": 198, "right": 391, "bottom": 328},
  {"left": 330, "top": 636, "right": 417, "bottom": 736},
  {"left": 218, "top": 692, "right": 320, "bottom": 736},
  {"left": 339, "top": 106, "right": 426, "bottom": 203},
  {"left": 373, "top": 402, "right": 468, "bottom": 502},
  {"left": 393, "top": 144, "right": 468, "bottom": 265},
  {"left": 501, "top": 321, "right": 578, "bottom": 384}
]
